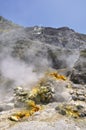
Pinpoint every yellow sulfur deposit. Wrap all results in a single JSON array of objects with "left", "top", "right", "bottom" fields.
[
  {"left": 48, "top": 72, "right": 67, "bottom": 81},
  {"left": 29, "top": 87, "right": 40, "bottom": 99},
  {"left": 26, "top": 100, "right": 41, "bottom": 111},
  {"left": 9, "top": 100, "right": 41, "bottom": 121},
  {"left": 55, "top": 104, "right": 85, "bottom": 118},
  {"left": 9, "top": 71, "right": 67, "bottom": 122},
  {"left": 28, "top": 85, "right": 54, "bottom": 103},
  {"left": 9, "top": 111, "right": 30, "bottom": 121},
  {"left": 65, "top": 105, "right": 79, "bottom": 118}
]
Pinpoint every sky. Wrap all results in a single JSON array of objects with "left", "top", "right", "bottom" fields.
[{"left": 0, "top": 0, "right": 86, "bottom": 34}]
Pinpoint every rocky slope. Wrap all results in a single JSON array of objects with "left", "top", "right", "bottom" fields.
[{"left": 0, "top": 16, "right": 86, "bottom": 130}]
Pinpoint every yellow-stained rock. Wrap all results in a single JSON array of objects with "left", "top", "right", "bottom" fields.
[
  {"left": 9, "top": 100, "right": 41, "bottom": 121},
  {"left": 48, "top": 72, "right": 67, "bottom": 81}
]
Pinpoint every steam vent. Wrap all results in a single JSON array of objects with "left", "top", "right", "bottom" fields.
[{"left": 0, "top": 16, "right": 86, "bottom": 130}]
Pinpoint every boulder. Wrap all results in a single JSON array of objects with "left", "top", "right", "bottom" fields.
[{"left": 70, "top": 49, "right": 86, "bottom": 84}]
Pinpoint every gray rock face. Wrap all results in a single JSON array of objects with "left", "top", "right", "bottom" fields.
[
  {"left": 0, "top": 16, "right": 86, "bottom": 130},
  {"left": 25, "top": 26, "right": 86, "bottom": 49},
  {"left": 70, "top": 49, "right": 86, "bottom": 84}
]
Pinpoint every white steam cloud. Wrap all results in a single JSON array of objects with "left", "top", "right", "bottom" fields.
[{"left": 0, "top": 56, "right": 42, "bottom": 88}]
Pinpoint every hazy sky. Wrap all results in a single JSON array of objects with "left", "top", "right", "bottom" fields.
[{"left": 0, "top": 0, "right": 86, "bottom": 34}]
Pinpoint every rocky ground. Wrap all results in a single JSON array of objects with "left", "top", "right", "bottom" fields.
[{"left": 0, "top": 16, "right": 86, "bottom": 130}]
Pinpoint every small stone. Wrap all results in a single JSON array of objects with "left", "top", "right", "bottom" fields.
[
  {"left": 9, "top": 116, "right": 19, "bottom": 121},
  {"left": 78, "top": 96, "right": 85, "bottom": 101},
  {"left": 76, "top": 91, "right": 84, "bottom": 96},
  {"left": 76, "top": 105, "right": 84, "bottom": 110},
  {"left": 72, "top": 96, "right": 77, "bottom": 101},
  {"left": 69, "top": 90, "right": 74, "bottom": 95},
  {"left": 55, "top": 106, "right": 60, "bottom": 111},
  {"left": 72, "top": 109, "right": 78, "bottom": 112},
  {"left": 79, "top": 112, "right": 86, "bottom": 117},
  {"left": 18, "top": 92, "right": 28, "bottom": 96},
  {"left": 59, "top": 109, "right": 66, "bottom": 115}
]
